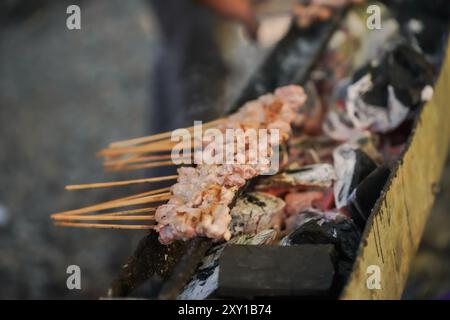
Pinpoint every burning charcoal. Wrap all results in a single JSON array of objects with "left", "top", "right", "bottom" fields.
[
  {"left": 346, "top": 44, "right": 434, "bottom": 133},
  {"left": 347, "top": 131, "right": 383, "bottom": 164},
  {"left": 283, "top": 209, "right": 340, "bottom": 233},
  {"left": 256, "top": 163, "right": 336, "bottom": 191},
  {"left": 289, "top": 134, "right": 337, "bottom": 153},
  {"left": 281, "top": 218, "right": 361, "bottom": 290},
  {"left": 284, "top": 210, "right": 323, "bottom": 232},
  {"left": 284, "top": 191, "right": 328, "bottom": 215},
  {"left": 368, "top": 44, "right": 433, "bottom": 108},
  {"left": 179, "top": 230, "right": 277, "bottom": 300},
  {"left": 323, "top": 110, "right": 361, "bottom": 142},
  {"left": 348, "top": 166, "right": 391, "bottom": 229},
  {"left": 333, "top": 144, "right": 377, "bottom": 209},
  {"left": 347, "top": 74, "right": 410, "bottom": 132},
  {"left": 218, "top": 244, "right": 336, "bottom": 298},
  {"left": 288, "top": 135, "right": 338, "bottom": 166},
  {"left": 295, "top": 81, "right": 325, "bottom": 135},
  {"left": 281, "top": 218, "right": 360, "bottom": 259},
  {"left": 229, "top": 192, "right": 285, "bottom": 236}
]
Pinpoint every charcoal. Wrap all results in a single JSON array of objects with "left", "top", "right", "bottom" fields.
[
  {"left": 108, "top": 231, "right": 190, "bottom": 298},
  {"left": 257, "top": 163, "right": 336, "bottom": 190},
  {"left": 158, "top": 237, "right": 213, "bottom": 300},
  {"left": 179, "top": 230, "right": 277, "bottom": 300},
  {"left": 129, "top": 278, "right": 163, "bottom": 299},
  {"left": 351, "top": 44, "right": 434, "bottom": 110},
  {"left": 365, "top": 44, "right": 433, "bottom": 109},
  {"left": 229, "top": 192, "right": 285, "bottom": 237},
  {"left": 388, "top": 0, "right": 450, "bottom": 57},
  {"left": 348, "top": 166, "right": 391, "bottom": 229},
  {"left": 283, "top": 219, "right": 361, "bottom": 291},
  {"left": 284, "top": 219, "right": 360, "bottom": 261},
  {"left": 334, "top": 145, "right": 377, "bottom": 208},
  {"left": 323, "top": 110, "right": 361, "bottom": 142},
  {"left": 350, "top": 150, "right": 378, "bottom": 191},
  {"left": 218, "top": 244, "right": 336, "bottom": 298}
]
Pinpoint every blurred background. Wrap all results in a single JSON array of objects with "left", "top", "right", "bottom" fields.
[{"left": 0, "top": 0, "right": 448, "bottom": 299}]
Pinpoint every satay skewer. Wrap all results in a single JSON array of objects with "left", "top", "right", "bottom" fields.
[
  {"left": 51, "top": 192, "right": 171, "bottom": 218},
  {"left": 53, "top": 207, "right": 157, "bottom": 221},
  {"left": 96, "top": 207, "right": 156, "bottom": 216},
  {"left": 106, "top": 161, "right": 187, "bottom": 172},
  {"left": 108, "top": 118, "right": 224, "bottom": 148},
  {"left": 52, "top": 215, "right": 155, "bottom": 221},
  {"left": 55, "top": 222, "right": 156, "bottom": 230},
  {"left": 99, "top": 142, "right": 190, "bottom": 158},
  {"left": 104, "top": 154, "right": 192, "bottom": 166},
  {"left": 65, "top": 176, "right": 177, "bottom": 190}
]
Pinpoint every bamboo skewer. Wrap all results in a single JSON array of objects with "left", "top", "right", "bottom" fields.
[
  {"left": 52, "top": 207, "right": 157, "bottom": 221},
  {"left": 65, "top": 176, "right": 178, "bottom": 190},
  {"left": 51, "top": 187, "right": 170, "bottom": 218},
  {"left": 55, "top": 222, "right": 156, "bottom": 230},
  {"left": 106, "top": 161, "right": 186, "bottom": 172},
  {"left": 53, "top": 120, "right": 228, "bottom": 231},
  {"left": 104, "top": 154, "right": 185, "bottom": 166},
  {"left": 53, "top": 215, "right": 155, "bottom": 221},
  {"left": 110, "top": 187, "right": 170, "bottom": 202},
  {"left": 99, "top": 142, "right": 194, "bottom": 158},
  {"left": 96, "top": 207, "right": 156, "bottom": 216},
  {"left": 108, "top": 118, "right": 224, "bottom": 148},
  {"left": 104, "top": 154, "right": 192, "bottom": 167},
  {"left": 108, "top": 129, "right": 191, "bottom": 149},
  {"left": 108, "top": 136, "right": 195, "bottom": 154},
  {"left": 51, "top": 192, "right": 171, "bottom": 217}
]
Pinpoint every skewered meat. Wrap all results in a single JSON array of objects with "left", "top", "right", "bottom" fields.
[{"left": 155, "top": 85, "right": 307, "bottom": 244}]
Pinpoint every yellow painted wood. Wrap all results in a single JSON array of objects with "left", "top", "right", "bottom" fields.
[{"left": 341, "top": 36, "right": 450, "bottom": 300}]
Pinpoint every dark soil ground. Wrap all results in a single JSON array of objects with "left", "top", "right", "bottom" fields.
[{"left": 0, "top": 0, "right": 448, "bottom": 299}]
